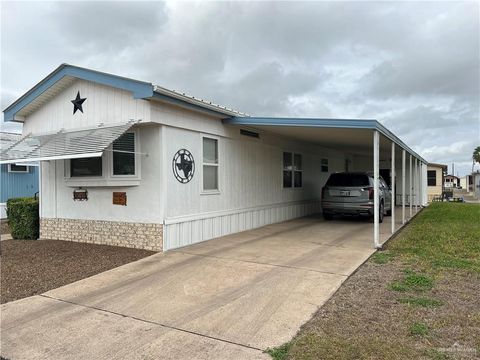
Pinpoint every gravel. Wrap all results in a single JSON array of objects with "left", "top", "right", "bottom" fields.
[{"left": 0, "top": 240, "right": 155, "bottom": 304}]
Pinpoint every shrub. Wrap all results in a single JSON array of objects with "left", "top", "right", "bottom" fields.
[{"left": 6, "top": 197, "right": 39, "bottom": 240}]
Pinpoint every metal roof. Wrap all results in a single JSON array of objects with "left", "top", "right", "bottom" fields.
[
  {"left": 3, "top": 64, "right": 426, "bottom": 162},
  {"left": 224, "top": 117, "right": 427, "bottom": 163},
  {"left": 153, "top": 85, "right": 247, "bottom": 117},
  {"left": 0, "top": 120, "right": 138, "bottom": 164},
  {"left": 3, "top": 64, "right": 245, "bottom": 121}
]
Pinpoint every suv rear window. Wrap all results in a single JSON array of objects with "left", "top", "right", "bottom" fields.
[{"left": 326, "top": 173, "right": 370, "bottom": 187}]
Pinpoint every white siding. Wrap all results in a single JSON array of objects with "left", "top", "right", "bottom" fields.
[
  {"left": 40, "top": 124, "right": 163, "bottom": 223},
  {"left": 159, "top": 111, "right": 348, "bottom": 250},
  {"left": 164, "top": 200, "right": 321, "bottom": 250},
  {"left": 23, "top": 79, "right": 151, "bottom": 134}
]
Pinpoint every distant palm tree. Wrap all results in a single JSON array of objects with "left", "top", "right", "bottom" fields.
[{"left": 473, "top": 146, "right": 480, "bottom": 172}]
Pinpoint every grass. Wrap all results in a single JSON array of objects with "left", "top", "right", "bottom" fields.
[
  {"left": 388, "top": 203, "right": 480, "bottom": 273},
  {"left": 397, "top": 297, "right": 443, "bottom": 308},
  {"left": 274, "top": 202, "right": 480, "bottom": 360},
  {"left": 389, "top": 269, "right": 434, "bottom": 292},
  {"left": 371, "top": 251, "right": 395, "bottom": 264},
  {"left": 423, "top": 348, "right": 450, "bottom": 360},
  {"left": 265, "top": 342, "right": 292, "bottom": 360},
  {"left": 409, "top": 322, "right": 429, "bottom": 337}
]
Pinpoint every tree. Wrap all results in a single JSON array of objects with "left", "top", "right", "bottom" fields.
[{"left": 473, "top": 146, "right": 480, "bottom": 172}]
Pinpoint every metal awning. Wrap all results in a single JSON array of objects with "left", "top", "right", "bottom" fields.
[{"left": 0, "top": 120, "right": 139, "bottom": 164}]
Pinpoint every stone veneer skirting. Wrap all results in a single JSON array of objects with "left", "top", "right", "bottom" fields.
[{"left": 40, "top": 218, "right": 163, "bottom": 251}]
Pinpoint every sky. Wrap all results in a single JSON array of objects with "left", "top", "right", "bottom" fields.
[{"left": 1, "top": 1, "right": 479, "bottom": 176}]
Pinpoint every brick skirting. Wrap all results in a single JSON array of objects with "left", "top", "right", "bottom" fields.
[{"left": 40, "top": 218, "right": 163, "bottom": 251}]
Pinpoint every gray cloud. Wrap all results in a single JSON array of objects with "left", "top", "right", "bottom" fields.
[{"left": 1, "top": 1, "right": 478, "bottom": 175}]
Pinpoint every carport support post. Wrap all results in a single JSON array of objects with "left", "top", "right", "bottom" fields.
[
  {"left": 373, "top": 130, "right": 380, "bottom": 248},
  {"left": 391, "top": 142, "right": 395, "bottom": 234},
  {"left": 402, "top": 149, "right": 406, "bottom": 224},
  {"left": 415, "top": 158, "right": 418, "bottom": 212},
  {"left": 409, "top": 154, "right": 413, "bottom": 218}
]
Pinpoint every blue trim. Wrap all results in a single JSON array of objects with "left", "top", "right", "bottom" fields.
[
  {"left": 4, "top": 64, "right": 154, "bottom": 121},
  {"left": 152, "top": 92, "right": 231, "bottom": 118},
  {"left": 224, "top": 117, "right": 378, "bottom": 129},
  {"left": 225, "top": 117, "right": 427, "bottom": 163}
]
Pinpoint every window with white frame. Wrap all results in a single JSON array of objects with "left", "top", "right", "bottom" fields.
[
  {"left": 203, "top": 137, "right": 218, "bottom": 191},
  {"left": 70, "top": 131, "right": 137, "bottom": 178},
  {"left": 8, "top": 164, "right": 29, "bottom": 173},
  {"left": 71, "top": 157, "right": 103, "bottom": 177},
  {"left": 112, "top": 132, "right": 136, "bottom": 176},
  {"left": 283, "top": 152, "right": 302, "bottom": 188}
]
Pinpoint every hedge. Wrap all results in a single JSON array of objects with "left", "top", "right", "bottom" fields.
[{"left": 6, "top": 197, "right": 39, "bottom": 240}]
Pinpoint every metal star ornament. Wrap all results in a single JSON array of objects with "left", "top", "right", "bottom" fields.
[{"left": 71, "top": 91, "right": 86, "bottom": 114}]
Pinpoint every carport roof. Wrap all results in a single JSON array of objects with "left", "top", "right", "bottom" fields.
[{"left": 224, "top": 116, "right": 427, "bottom": 163}]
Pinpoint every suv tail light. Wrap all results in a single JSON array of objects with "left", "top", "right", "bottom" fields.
[{"left": 364, "top": 187, "right": 374, "bottom": 200}]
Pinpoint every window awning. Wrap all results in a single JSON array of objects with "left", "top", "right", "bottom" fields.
[{"left": 0, "top": 120, "right": 139, "bottom": 164}]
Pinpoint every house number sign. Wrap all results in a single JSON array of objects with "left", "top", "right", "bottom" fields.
[
  {"left": 73, "top": 189, "right": 88, "bottom": 201},
  {"left": 173, "top": 149, "right": 195, "bottom": 184}
]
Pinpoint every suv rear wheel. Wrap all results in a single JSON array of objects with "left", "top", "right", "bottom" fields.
[{"left": 370, "top": 201, "right": 384, "bottom": 223}]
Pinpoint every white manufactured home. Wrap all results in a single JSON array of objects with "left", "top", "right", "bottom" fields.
[{"left": 1, "top": 64, "right": 427, "bottom": 251}]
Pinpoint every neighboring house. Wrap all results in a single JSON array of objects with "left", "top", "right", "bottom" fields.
[
  {"left": 460, "top": 175, "right": 474, "bottom": 193},
  {"left": 0, "top": 132, "right": 39, "bottom": 218},
  {"left": 444, "top": 175, "right": 460, "bottom": 189},
  {"left": 427, "top": 163, "right": 447, "bottom": 202},
  {"left": 473, "top": 172, "right": 480, "bottom": 199},
  {"left": 1, "top": 64, "right": 427, "bottom": 250}
]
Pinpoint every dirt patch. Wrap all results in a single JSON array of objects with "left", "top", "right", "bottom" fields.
[
  {"left": 287, "top": 259, "right": 480, "bottom": 359},
  {"left": 0, "top": 240, "right": 155, "bottom": 304}
]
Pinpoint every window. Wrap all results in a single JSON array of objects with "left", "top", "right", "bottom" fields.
[
  {"left": 8, "top": 164, "right": 29, "bottom": 173},
  {"left": 427, "top": 170, "right": 437, "bottom": 186},
  {"left": 71, "top": 157, "right": 103, "bottom": 177},
  {"left": 283, "top": 152, "right": 302, "bottom": 188},
  {"left": 203, "top": 137, "right": 218, "bottom": 191},
  {"left": 326, "top": 173, "right": 370, "bottom": 187},
  {"left": 321, "top": 158, "right": 329, "bottom": 172},
  {"left": 113, "top": 132, "right": 136, "bottom": 176}
]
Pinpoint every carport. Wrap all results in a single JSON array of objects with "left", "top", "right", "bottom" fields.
[{"left": 224, "top": 117, "right": 428, "bottom": 248}]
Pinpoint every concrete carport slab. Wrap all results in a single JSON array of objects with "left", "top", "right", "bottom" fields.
[{"left": 1, "top": 212, "right": 417, "bottom": 359}]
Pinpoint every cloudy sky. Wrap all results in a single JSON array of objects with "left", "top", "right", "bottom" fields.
[{"left": 1, "top": 1, "right": 478, "bottom": 175}]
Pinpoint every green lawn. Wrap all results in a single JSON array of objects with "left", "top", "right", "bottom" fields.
[
  {"left": 388, "top": 202, "right": 480, "bottom": 273},
  {"left": 267, "top": 203, "right": 480, "bottom": 360}
]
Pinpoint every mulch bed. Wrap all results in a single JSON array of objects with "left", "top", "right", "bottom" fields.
[
  {"left": 0, "top": 240, "right": 156, "bottom": 304},
  {"left": 0, "top": 220, "right": 10, "bottom": 235}
]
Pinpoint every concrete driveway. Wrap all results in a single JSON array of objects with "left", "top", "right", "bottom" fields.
[{"left": 1, "top": 214, "right": 405, "bottom": 360}]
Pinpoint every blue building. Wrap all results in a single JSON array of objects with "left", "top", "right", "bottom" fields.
[{"left": 0, "top": 132, "right": 39, "bottom": 218}]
